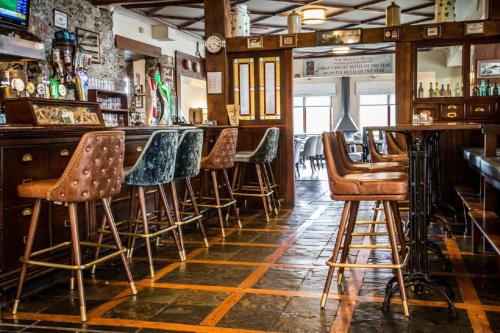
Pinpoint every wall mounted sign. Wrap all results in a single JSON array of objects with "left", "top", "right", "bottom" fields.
[
  {"left": 247, "top": 36, "right": 263, "bottom": 49},
  {"left": 423, "top": 25, "right": 441, "bottom": 38},
  {"left": 465, "top": 21, "right": 484, "bottom": 35},
  {"left": 383, "top": 27, "right": 400, "bottom": 41},
  {"left": 53, "top": 9, "right": 68, "bottom": 29},
  {"left": 207, "top": 71, "right": 223, "bottom": 94},
  {"left": 280, "top": 34, "right": 297, "bottom": 47},
  {"left": 477, "top": 59, "right": 500, "bottom": 78},
  {"left": 233, "top": 58, "right": 255, "bottom": 120},
  {"left": 304, "top": 54, "right": 393, "bottom": 77},
  {"left": 316, "top": 29, "right": 361, "bottom": 46},
  {"left": 76, "top": 28, "right": 100, "bottom": 64},
  {"left": 259, "top": 57, "right": 281, "bottom": 120}
]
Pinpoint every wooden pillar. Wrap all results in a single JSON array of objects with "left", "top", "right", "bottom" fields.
[
  {"left": 489, "top": 0, "right": 500, "bottom": 20},
  {"left": 204, "top": 0, "right": 231, "bottom": 125},
  {"left": 395, "top": 41, "right": 412, "bottom": 125}
]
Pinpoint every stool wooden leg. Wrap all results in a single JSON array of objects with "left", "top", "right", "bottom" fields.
[
  {"left": 158, "top": 185, "right": 185, "bottom": 261},
  {"left": 383, "top": 201, "right": 409, "bottom": 317},
  {"left": 186, "top": 178, "right": 209, "bottom": 247},
  {"left": 127, "top": 186, "right": 138, "bottom": 258},
  {"left": 91, "top": 198, "right": 110, "bottom": 274},
  {"left": 211, "top": 170, "right": 226, "bottom": 238},
  {"left": 266, "top": 162, "right": 281, "bottom": 209},
  {"left": 321, "top": 201, "right": 351, "bottom": 308},
  {"left": 391, "top": 201, "right": 407, "bottom": 257},
  {"left": 170, "top": 181, "right": 187, "bottom": 260},
  {"left": 255, "top": 164, "right": 270, "bottom": 222},
  {"left": 101, "top": 197, "right": 137, "bottom": 295},
  {"left": 223, "top": 169, "right": 242, "bottom": 229},
  {"left": 337, "top": 201, "right": 359, "bottom": 285},
  {"left": 138, "top": 186, "right": 155, "bottom": 278},
  {"left": 261, "top": 163, "right": 278, "bottom": 215},
  {"left": 68, "top": 203, "right": 87, "bottom": 321},
  {"left": 231, "top": 163, "right": 240, "bottom": 191},
  {"left": 12, "top": 199, "right": 42, "bottom": 315}
]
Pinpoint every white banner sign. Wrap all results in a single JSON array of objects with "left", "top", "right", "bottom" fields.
[{"left": 304, "top": 54, "right": 393, "bottom": 77}]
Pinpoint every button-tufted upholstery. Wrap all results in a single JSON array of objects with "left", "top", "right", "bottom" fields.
[
  {"left": 201, "top": 128, "right": 238, "bottom": 170},
  {"left": 174, "top": 129, "right": 204, "bottom": 179},
  {"left": 18, "top": 131, "right": 125, "bottom": 203},
  {"left": 124, "top": 130, "right": 178, "bottom": 186},
  {"left": 234, "top": 127, "right": 280, "bottom": 163},
  {"left": 324, "top": 132, "right": 408, "bottom": 201}
]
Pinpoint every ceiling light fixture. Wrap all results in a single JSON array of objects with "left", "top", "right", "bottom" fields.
[
  {"left": 301, "top": 8, "right": 326, "bottom": 25},
  {"left": 332, "top": 46, "right": 350, "bottom": 55}
]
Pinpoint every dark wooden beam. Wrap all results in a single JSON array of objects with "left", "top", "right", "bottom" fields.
[{"left": 115, "top": 34, "right": 161, "bottom": 58}]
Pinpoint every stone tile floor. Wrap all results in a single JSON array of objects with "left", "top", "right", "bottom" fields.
[{"left": 1, "top": 179, "right": 498, "bottom": 332}]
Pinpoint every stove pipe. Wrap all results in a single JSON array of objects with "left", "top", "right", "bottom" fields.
[{"left": 334, "top": 77, "right": 358, "bottom": 134}]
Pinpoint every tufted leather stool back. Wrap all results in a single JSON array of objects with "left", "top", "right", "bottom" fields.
[
  {"left": 124, "top": 130, "right": 178, "bottom": 186},
  {"left": 201, "top": 128, "right": 238, "bottom": 170},
  {"left": 174, "top": 129, "right": 204, "bottom": 179},
  {"left": 250, "top": 127, "right": 280, "bottom": 164},
  {"left": 48, "top": 131, "right": 125, "bottom": 203}
]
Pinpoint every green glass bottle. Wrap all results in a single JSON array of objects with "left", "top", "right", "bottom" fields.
[
  {"left": 479, "top": 80, "right": 486, "bottom": 96},
  {"left": 486, "top": 79, "right": 491, "bottom": 96},
  {"left": 418, "top": 82, "right": 424, "bottom": 98},
  {"left": 429, "top": 82, "right": 434, "bottom": 97},
  {"left": 454, "top": 82, "right": 461, "bottom": 97},
  {"left": 493, "top": 82, "right": 499, "bottom": 96},
  {"left": 434, "top": 82, "right": 439, "bottom": 97}
]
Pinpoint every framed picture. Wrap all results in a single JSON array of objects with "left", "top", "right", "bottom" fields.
[
  {"left": 134, "top": 84, "right": 143, "bottom": 95},
  {"left": 423, "top": 25, "right": 441, "bottom": 38},
  {"left": 247, "top": 36, "right": 263, "bottom": 49},
  {"left": 164, "top": 67, "right": 174, "bottom": 81},
  {"left": 316, "top": 29, "right": 361, "bottom": 46},
  {"left": 477, "top": 59, "right": 500, "bottom": 78},
  {"left": 465, "top": 21, "right": 484, "bottom": 35},
  {"left": 134, "top": 96, "right": 143, "bottom": 109},
  {"left": 280, "top": 34, "right": 297, "bottom": 47},
  {"left": 53, "top": 9, "right": 68, "bottom": 29},
  {"left": 383, "top": 27, "right": 400, "bottom": 41},
  {"left": 76, "top": 28, "right": 100, "bottom": 64}
]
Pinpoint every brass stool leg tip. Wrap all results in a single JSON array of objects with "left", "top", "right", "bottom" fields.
[
  {"left": 221, "top": 230, "right": 226, "bottom": 238},
  {"left": 336, "top": 272, "right": 343, "bottom": 286},
  {"left": 402, "top": 301, "right": 410, "bottom": 317},
  {"left": 12, "top": 299, "right": 20, "bottom": 314},
  {"left": 203, "top": 238, "right": 210, "bottom": 248},
  {"left": 179, "top": 251, "right": 186, "bottom": 262},
  {"left": 237, "top": 220, "right": 242, "bottom": 229},
  {"left": 320, "top": 294, "right": 328, "bottom": 308},
  {"left": 80, "top": 306, "right": 87, "bottom": 322},
  {"left": 182, "top": 250, "right": 187, "bottom": 260},
  {"left": 149, "top": 265, "right": 155, "bottom": 278},
  {"left": 127, "top": 248, "right": 135, "bottom": 259},
  {"left": 90, "top": 265, "right": 97, "bottom": 275},
  {"left": 69, "top": 277, "right": 75, "bottom": 290},
  {"left": 130, "top": 282, "right": 137, "bottom": 295},
  {"left": 156, "top": 237, "right": 161, "bottom": 246}
]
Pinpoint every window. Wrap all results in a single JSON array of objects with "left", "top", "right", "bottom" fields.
[
  {"left": 293, "top": 96, "right": 332, "bottom": 134},
  {"left": 359, "top": 94, "right": 396, "bottom": 130}
]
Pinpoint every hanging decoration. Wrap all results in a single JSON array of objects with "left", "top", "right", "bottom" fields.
[
  {"left": 287, "top": 10, "right": 302, "bottom": 33},
  {"left": 386, "top": 2, "right": 401, "bottom": 26},
  {"left": 231, "top": 4, "right": 250, "bottom": 37},
  {"left": 435, "top": 0, "right": 455, "bottom": 23}
]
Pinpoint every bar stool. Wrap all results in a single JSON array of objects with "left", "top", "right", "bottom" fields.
[
  {"left": 263, "top": 131, "right": 281, "bottom": 210},
  {"left": 172, "top": 129, "right": 209, "bottom": 248},
  {"left": 367, "top": 130, "right": 409, "bottom": 166},
  {"left": 321, "top": 131, "right": 410, "bottom": 316},
  {"left": 386, "top": 132, "right": 407, "bottom": 155},
  {"left": 12, "top": 131, "right": 136, "bottom": 322},
  {"left": 232, "top": 127, "right": 280, "bottom": 222},
  {"left": 93, "top": 130, "right": 184, "bottom": 279},
  {"left": 196, "top": 128, "right": 241, "bottom": 238}
]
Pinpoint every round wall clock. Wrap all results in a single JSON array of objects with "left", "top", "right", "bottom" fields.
[{"left": 205, "top": 33, "right": 226, "bottom": 54}]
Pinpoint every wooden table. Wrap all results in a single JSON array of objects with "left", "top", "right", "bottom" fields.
[{"left": 365, "top": 123, "right": 482, "bottom": 317}]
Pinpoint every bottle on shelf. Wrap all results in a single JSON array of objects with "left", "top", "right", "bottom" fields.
[
  {"left": 454, "top": 82, "right": 461, "bottom": 97},
  {"left": 486, "top": 79, "right": 491, "bottom": 96},
  {"left": 479, "top": 80, "right": 486, "bottom": 96},
  {"left": 434, "top": 82, "right": 439, "bottom": 97},
  {"left": 0, "top": 71, "right": 11, "bottom": 101},
  {"left": 418, "top": 82, "right": 424, "bottom": 98},
  {"left": 472, "top": 83, "right": 479, "bottom": 96},
  {"left": 439, "top": 84, "right": 445, "bottom": 97},
  {"left": 445, "top": 84, "right": 451, "bottom": 97},
  {"left": 429, "top": 82, "right": 435, "bottom": 97},
  {"left": 493, "top": 82, "right": 499, "bottom": 96}
]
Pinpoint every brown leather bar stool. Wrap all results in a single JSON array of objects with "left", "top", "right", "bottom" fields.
[
  {"left": 321, "top": 131, "right": 410, "bottom": 317},
  {"left": 194, "top": 128, "right": 241, "bottom": 238},
  {"left": 367, "top": 130, "right": 409, "bottom": 166},
  {"left": 12, "top": 131, "right": 136, "bottom": 322},
  {"left": 386, "top": 132, "right": 408, "bottom": 155}
]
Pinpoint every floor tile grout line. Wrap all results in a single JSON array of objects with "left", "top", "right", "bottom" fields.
[
  {"left": 199, "top": 205, "right": 330, "bottom": 328},
  {"left": 443, "top": 234, "right": 493, "bottom": 333}
]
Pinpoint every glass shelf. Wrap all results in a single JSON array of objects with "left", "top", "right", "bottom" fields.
[{"left": 469, "top": 42, "right": 500, "bottom": 97}]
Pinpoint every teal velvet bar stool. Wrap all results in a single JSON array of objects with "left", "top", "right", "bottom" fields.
[
  {"left": 232, "top": 127, "right": 280, "bottom": 222},
  {"left": 92, "top": 130, "right": 184, "bottom": 279},
  {"left": 171, "top": 129, "right": 209, "bottom": 249}
]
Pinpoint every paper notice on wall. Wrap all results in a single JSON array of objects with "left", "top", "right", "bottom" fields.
[
  {"left": 304, "top": 54, "right": 394, "bottom": 77},
  {"left": 207, "top": 71, "right": 222, "bottom": 94}
]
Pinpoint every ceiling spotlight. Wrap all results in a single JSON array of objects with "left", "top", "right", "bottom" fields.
[
  {"left": 332, "top": 46, "right": 350, "bottom": 55},
  {"left": 301, "top": 8, "right": 326, "bottom": 25}
]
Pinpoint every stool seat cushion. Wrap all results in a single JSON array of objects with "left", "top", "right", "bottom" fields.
[
  {"left": 339, "top": 172, "right": 408, "bottom": 196},
  {"left": 234, "top": 151, "right": 253, "bottom": 163},
  {"left": 201, "top": 128, "right": 238, "bottom": 170},
  {"left": 18, "top": 179, "right": 59, "bottom": 200}
]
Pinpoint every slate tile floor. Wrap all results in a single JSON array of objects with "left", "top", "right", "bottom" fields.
[{"left": 1, "top": 179, "right": 499, "bottom": 332}]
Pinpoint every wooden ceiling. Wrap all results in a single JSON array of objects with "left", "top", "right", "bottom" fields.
[{"left": 91, "top": 0, "right": 437, "bottom": 36}]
